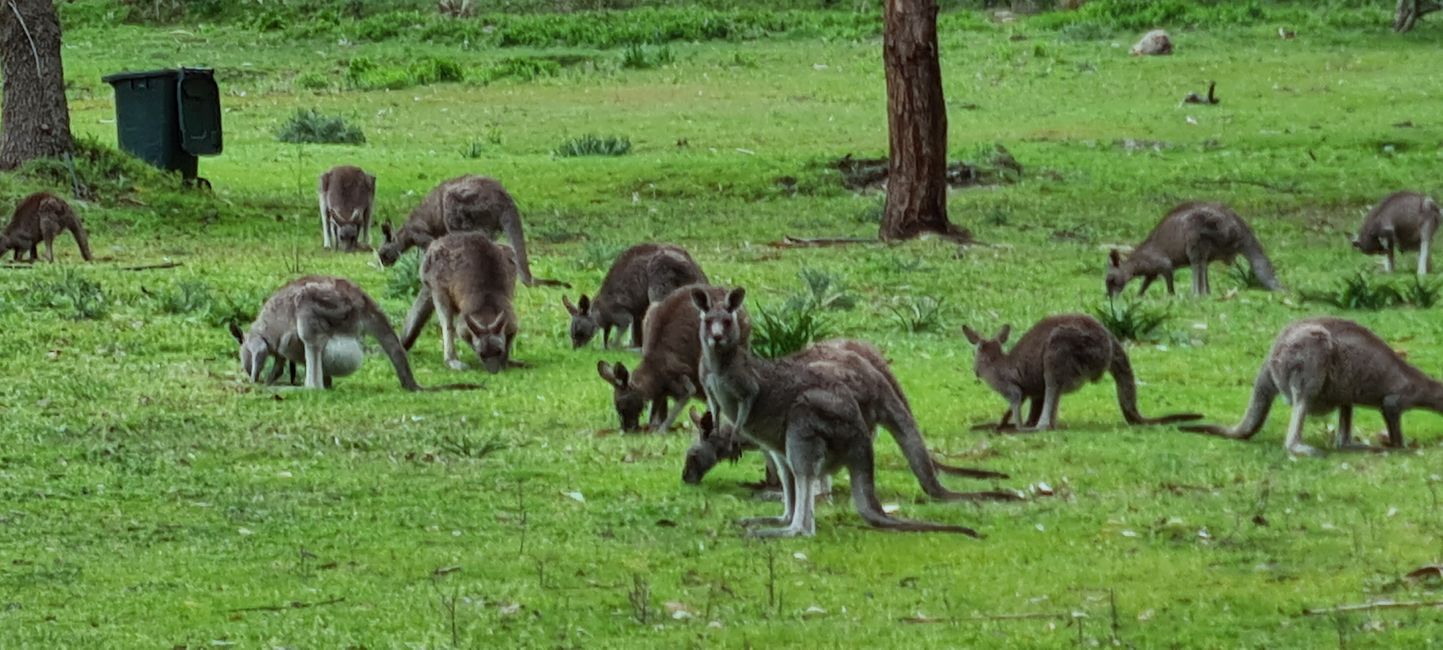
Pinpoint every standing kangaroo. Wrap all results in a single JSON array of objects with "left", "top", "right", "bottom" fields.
[
  {"left": 377, "top": 175, "right": 563, "bottom": 287},
  {"left": 683, "top": 339, "right": 1013, "bottom": 490},
  {"left": 1181, "top": 317, "right": 1443, "bottom": 456},
  {"left": 401, "top": 232, "right": 518, "bottom": 374},
  {"left": 564, "top": 243, "right": 706, "bottom": 349},
  {"left": 1106, "top": 202, "right": 1281, "bottom": 297},
  {"left": 317, "top": 165, "right": 376, "bottom": 252},
  {"left": 229, "top": 275, "right": 420, "bottom": 391},
  {"left": 962, "top": 314, "right": 1201, "bottom": 432},
  {"left": 695, "top": 288, "right": 1010, "bottom": 538},
  {"left": 1352, "top": 191, "right": 1439, "bottom": 276},
  {"left": 0, "top": 192, "right": 92, "bottom": 263},
  {"left": 598, "top": 284, "right": 745, "bottom": 432}
]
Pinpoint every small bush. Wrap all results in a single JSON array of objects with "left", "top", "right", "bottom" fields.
[
  {"left": 1093, "top": 298, "right": 1169, "bottom": 343},
  {"left": 1403, "top": 277, "right": 1440, "bottom": 308},
  {"left": 554, "top": 134, "right": 632, "bottom": 158},
  {"left": 29, "top": 269, "right": 109, "bottom": 321},
  {"left": 460, "top": 141, "right": 486, "bottom": 160},
  {"left": 276, "top": 109, "right": 366, "bottom": 145},
  {"left": 385, "top": 250, "right": 423, "bottom": 300},
  {"left": 620, "top": 43, "right": 675, "bottom": 70},
  {"left": 752, "top": 301, "right": 830, "bottom": 360},
  {"left": 474, "top": 57, "right": 562, "bottom": 84},
  {"left": 887, "top": 296, "right": 946, "bottom": 334},
  {"left": 1301, "top": 272, "right": 1438, "bottom": 310},
  {"left": 150, "top": 280, "right": 213, "bottom": 316},
  {"left": 20, "top": 135, "right": 175, "bottom": 202},
  {"left": 797, "top": 268, "right": 856, "bottom": 311},
  {"left": 409, "top": 56, "right": 465, "bottom": 85},
  {"left": 293, "top": 70, "right": 332, "bottom": 91}
]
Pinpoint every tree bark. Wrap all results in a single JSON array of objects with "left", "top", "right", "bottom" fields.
[
  {"left": 0, "top": 0, "right": 71, "bottom": 169},
  {"left": 1395, "top": 0, "right": 1443, "bottom": 33},
  {"left": 880, "top": 0, "right": 965, "bottom": 242}
]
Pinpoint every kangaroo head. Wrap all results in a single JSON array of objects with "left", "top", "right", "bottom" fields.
[
  {"left": 597, "top": 360, "right": 645, "bottom": 432},
  {"left": 229, "top": 321, "right": 270, "bottom": 383},
  {"left": 683, "top": 408, "right": 744, "bottom": 485},
  {"left": 962, "top": 324, "right": 1012, "bottom": 381},
  {"left": 376, "top": 221, "right": 403, "bottom": 267},
  {"left": 562, "top": 294, "right": 598, "bottom": 349},
  {"left": 330, "top": 207, "right": 363, "bottom": 251},
  {"left": 463, "top": 313, "right": 510, "bottom": 374},
  {"left": 691, "top": 286, "right": 746, "bottom": 353},
  {"left": 1105, "top": 249, "right": 1129, "bottom": 297}
]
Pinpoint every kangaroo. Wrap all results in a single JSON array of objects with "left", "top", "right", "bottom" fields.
[
  {"left": 597, "top": 284, "right": 746, "bottom": 432},
  {"left": 694, "top": 288, "right": 1010, "bottom": 538},
  {"left": 228, "top": 275, "right": 420, "bottom": 391},
  {"left": 0, "top": 192, "right": 93, "bottom": 263},
  {"left": 1180, "top": 317, "right": 1443, "bottom": 456},
  {"left": 1352, "top": 191, "right": 1439, "bottom": 276},
  {"left": 377, "top": 175, "right": 563, "bottom": 287},
  {"left": 317, "top": 165, "right": 376, "bottom": 252},
  {"left": 564, "top": 243, "right": 707, "bottom": 349},
  {"left": 1130, "top": 29, "right": 1172, "bottom": 55},
  {"left": 400, "top": 232, "right": 518, "bottom": 374},
  {"left": 1106, "top": 202, "right": 1281, "bottom": 297},
  {"left": 963, "top": 314, "right": 1202, "bottom": 432}
]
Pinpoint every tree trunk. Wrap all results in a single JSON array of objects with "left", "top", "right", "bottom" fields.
[
  {"left": 0, "top": 0, "right": 71, "bottom": 169},
  {"left": 880, "top": 0, "right": 965, "bottom": 242},
  {"left": 1395, "top": 0, "right": 1442, "bottom": 32}
]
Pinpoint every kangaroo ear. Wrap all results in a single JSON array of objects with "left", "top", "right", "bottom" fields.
[
  {"left": 464, "top": 314, "right": 485, "bottom": 336},
  {"left": 690, "top": 287, "right": 712, "bottom": 312},
  {"left": 381, "top": 221, "right": 394, "bottom": 241},
  {"left": 562, "top": 295, "right": 578, "bottom": 315},
  {"left": 689, "top": 407, "right": 705, "bottom": 432},
  {"left": 488, "top": 313, "right": 506, "bottom": 332},
  {"left": 228, "top": 321, "right": 246, "bottom": 345},
  {"left": 612, "top": 362, "right": 630, "bottom": 386},
  {"left": 1109, "top": 249, "right": 1122, "bottom": 267},
  {"left": 725, "top": 287, "right": 746, "bottom": 312},
  {"left": 961, "top": 325, "right": 981, "bottom": 345},
  {"left": 997, "top": 324, "right": 1012, "bottom": 344},
  {"left": 597, "top": 359, "right": 617, "bottom": 385},
  {"left": 578, "top": 294, "right": 591, "bottom": 312}
]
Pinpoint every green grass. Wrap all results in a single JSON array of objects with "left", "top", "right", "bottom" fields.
[{"left": 7, "top": 3, "right": 1443, "bottom": 647}]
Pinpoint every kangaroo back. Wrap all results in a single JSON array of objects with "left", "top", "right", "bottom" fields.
[{"left": 645, "top": 248, "right": 708, "bottom": 303}]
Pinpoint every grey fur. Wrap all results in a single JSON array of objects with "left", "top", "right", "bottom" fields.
[
  {"left": 598, "top": 284, "right": 745, "bottom": 432},
  {"left": 232, "top": 275, "right": 420, "bottom": 391},
  {"left": 317, "top": 165, "right": 376, "bottom": 252},
  {"left": 564, "top": 243, "right": 706, "bottom": 349},
  {"left": 1106, "top": 202, "right": 1281, "bottom": 297},
  {"left": 963, "top": 314, "right": 1202, "bottom": 431},
  {"left": 377, "top": 174, "right": 563, "bottom": 287},
  {"left": 401, "top": 232, "right": 518, "bottom": 374},
  {"left": 695, "top": 288, "right": 1006, "bottom": 538},
  {"left": 1352, "top": 191, "right": 1440, "bottom": 276},
  {"left": 0, "top": 192, "right": 92, "bottom": 263},
  {"left": 1181, "top": 317, "right": 1443, "bottom": 456}
]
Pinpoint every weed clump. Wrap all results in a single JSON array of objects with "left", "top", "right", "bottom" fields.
[
  {"left": 276, "top": 109, "right": 366, "bottom": 145},
  {"left": 752, "top": 301, "right": 830, "bottom": 360},
  {"left": 385, "top": 250, "right": 423, "bottom": 300},
  {"left": 620, "top": 43, "right": 674, "bottom": 69},
  {"left": 28, "top": 268, "right": 109, "bottom": 321},
  {"left": 554, "top": 134, "right": 632, "bottom": 157},
  {"left": 1093, "top": 298, "right": 1169, "bottom": 343},
  {"left": 888, "top": 296, "right": 946, "bottom": 333},
  {"left": 1301, "top": 272, "right": 1439, "bottom": 310}
]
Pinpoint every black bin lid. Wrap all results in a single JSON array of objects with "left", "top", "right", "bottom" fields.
[{"left": 102, "top": 68, "right": 183, "bottom": 85}]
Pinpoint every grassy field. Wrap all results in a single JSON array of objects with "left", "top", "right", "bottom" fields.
[{"left": 4, "top": 1, "right": 1443, "bottom": 647}]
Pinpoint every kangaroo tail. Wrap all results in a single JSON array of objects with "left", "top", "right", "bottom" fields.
[
  {"left": 1110, "top": 336, "right": 1203, "bottom": 425},
  {"left": 498, "top": 197, "right": 535, "bottom": 286},
  {"left": 848, "top": 449, "right": 982, "bottom": 537},
  {"left": 1179, "top": 363, "right": 1277, "bottom": 439},
  {"left": 400, "top": 286, "right": 435, "bottom": 351},
  {"left": 877, "top": 378, "right": 1022, "bottom": 502},
  {"left": 931, "top": 459, "right": 1010, "bottom": 480},
  {"left": 1238, "top": 223, "right": 1282, "bottom": 290},
  {"left": 362, "top": 302, "right": 422, "bottom": 391}
]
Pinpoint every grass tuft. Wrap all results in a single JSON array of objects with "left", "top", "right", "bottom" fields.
[
  {"left": 887, "top": 295, "right": 946, "bottom": 334},
  {"left": 385, "top": 250, "right": 423, "bottom": 300},
  {"left": 276, "top": 109, "right": 366, "bottom": 145},
  {"left": 752, "top": 300, "right": 830, "bottom": 360},
  {"left": 554, "top": 134, "right": 632, "bottom": 158},
  {"left": 1093, "top": 297, "right": 1169, "bottom": 343},
  {"left": 28, "top": 268, "right": 109, "bottom": 321}
]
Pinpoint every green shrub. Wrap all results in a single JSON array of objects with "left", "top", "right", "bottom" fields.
[
  {"left": 752, "top": 301, "right": 830, "bottom": 360},
  {"left": 798, "top": 267, "right": 856, "bottom": 311},
  {"left": 20, "top": 135, "right": 175, "bottom": 202},
  {"left": 474, "top": 57, "right": 563, "bottom": 84},
  {"left": 385, "top": 250, "right": 423, "bottom": 300},
  {"left": 276, "top": 109, "right": 366, "bottom": 145},
  {"left": 293, "top": 70, "right": 332, "bottom": 91},
  {"left": 1093, "top": 298, "right": 1169, "bottom": 343},
  {"left": 28, "top": 268, "right": 109, "bottom": 321},
  {"left": 460, "top": 141, "right": 486, "bottom": 160},
  {"left": 620, "top": 43, "right": 674, "bottom": 70},
  {"left": 1301, "top": 272, "right": 1439, "bottom": 310},
  {"left": 887, "top": 296, "right": 946, "bottom": 334},
  {"left": 554, "top": 134, "right": 632, "bottom": 157},
  {"left": 150, "top": 280, "right": 213, "bottom": 316}
]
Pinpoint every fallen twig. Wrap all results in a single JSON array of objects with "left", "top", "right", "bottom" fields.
[
  {"left": 228, "top": 596, "right": 345, "bottom": 613},
  {"left": 1191, "top": 178, "right": 1301, "bottom": 194},
  {"left": 1300, "top": 599, "right": 1443, "bottom": 616},
  {"left": 118, "top": 262, "right": 184, "bottom": 271},
  {"left": 768, "top": 235, "right": 878, "bottom": 248}
]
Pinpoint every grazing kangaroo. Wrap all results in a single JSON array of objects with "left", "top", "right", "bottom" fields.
[
  {"left": 0, "top": 192, "right": 92, "bottom": 263},
  {"left": 598, "top": 284, "right": 745, "bottom": 432},
  {"left": 1181, "top": 317, "right": 1443, "bottom": 456},
  {"left": 317, "top": 165, "right": 376, "bottom": 252},
  {"left": 1106, "top": 202, "right": 1281, "bottom": 297},
  {"left": 695, "top": 288, "right": 1009, "bottom": 537},
  {"left": 683, "top": 340, "right": 1013, "bottom": 489},
  {"left": 401, "top": 232, "right": 518, "bottom": 374},
  {"left": 1352, "top": 191, "right": 1439, "bottom": 276},
  {"left": 565, "top": 243, "right": 707, "bottom": 349},
  {"left": 377, "top": 175, "right": 563, "bottom": 287},
  {"left": 229, "top": 275, "right": 420, "bottom": 391},
  {"left": 962, "top": 314, "right": 1202, "bottom": 432}
]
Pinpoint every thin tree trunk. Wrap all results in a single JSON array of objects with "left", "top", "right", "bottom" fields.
[
  {"left": 880, "top": 0, "right": 965, "bottom": 242},
  {"left": 1396, "top": 0, "right": 1443, "bottom": 32},
  {"left": 0, "top": 0, "right": 72, "bottom": 169}
]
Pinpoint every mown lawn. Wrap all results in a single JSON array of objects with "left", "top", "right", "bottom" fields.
[{"left": 2, "top": 3, "right": 1442, "bottom": 647}]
